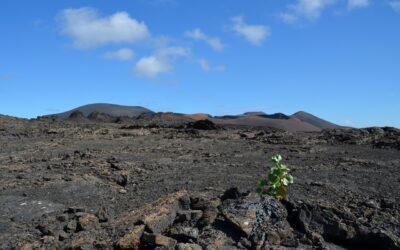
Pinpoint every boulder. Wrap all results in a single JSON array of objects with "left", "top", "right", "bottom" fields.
[
  {"left": 166, "top": 226, "right": 199, "bottom": 242},
  {"left": 117, "top": 191, "right": 190, "bottom": 234},
  {"left": 116, "top": 225, "right": 145, "bottom": 250},
  {"left": 141, "top": 233, "right": 177, "bottom": 249},
  {"left": 287, "top": 200, "right": 400, "bottom": 249},
  {"left": 77, "top": 213, "right": 99, "bottom": 231},
  {"left": 220, "top": 192, "right": 296, "bottom": 247},
  {"left": 176, "top": 210, "right": 203, "bottom": 224}
]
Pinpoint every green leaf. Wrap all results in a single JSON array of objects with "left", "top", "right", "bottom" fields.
[
  {"left": 271, "top": 168, "right": 280, "bottom": 176},
  {"left": 280, "top": 164, "right": 289, "bottom": 171},
  {"left": 287, "top": 175, "right": 294, "bottom": 184},
  {"left": 258, "top": 179, "right": 266, "bottom": 187},
  {"left": 272, "top": 154, "right": 282, "bottom": 163},
  {"left": 268, "top": 174, "right": 278, "bottom": 184}
]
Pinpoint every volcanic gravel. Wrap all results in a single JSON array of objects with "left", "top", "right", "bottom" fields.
[{"left": 0, "top": 116, "right": 399, "bottom": 249}]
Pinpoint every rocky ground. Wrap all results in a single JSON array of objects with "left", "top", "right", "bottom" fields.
[{"left": 0, "top": 115, "right": 399, "bottom": 249}]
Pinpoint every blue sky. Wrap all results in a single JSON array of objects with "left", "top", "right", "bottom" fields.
[{"left": 0, "top": 0, "right": 399, "bottom": 127}]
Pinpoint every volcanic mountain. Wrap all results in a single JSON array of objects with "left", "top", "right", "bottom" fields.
[
  {"left": 46, "top": 103, "right": 342, "bottom": 131},
  {"left": 186, "top": 111, "right": 339, "bottom": 131},
  {"left": 291, "top": 111, "right": 340, "bottom": 130},
  {"left": 209, "top": 114, "right": 320, "bottom": 131},
  {"left": 49, "top": 103, "right": 154, "bottom": 119}
]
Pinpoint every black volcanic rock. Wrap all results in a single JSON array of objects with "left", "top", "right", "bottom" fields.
[
  {"left": 185, "top": 119, "right": 217, "bottom": 130},
  {"left": 322, "top": 127, "right": 400, "bottom": 150},
  {"left": 134, "top": 112, "right": 194, "bottom": 127},
  {"left": 0, "top": 114, "right": 399, "bottom": 249}
]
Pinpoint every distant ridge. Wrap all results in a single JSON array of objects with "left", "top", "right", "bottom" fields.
[
  {"left": 243, "top": 112, "right": 267, "bottom": 116},
  {"left": 44, "top": 103, "right": 343, "bottom": 131},
  {"left": 49, "top": 103, "right": 154, "bottom": 119},
  {"left": 290, "top": 111, "right": 339, "bottom": 130}
]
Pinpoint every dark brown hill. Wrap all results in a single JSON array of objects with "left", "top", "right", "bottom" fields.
[{"left": 49, "top": 103, "right": 153, "bottom": 119}]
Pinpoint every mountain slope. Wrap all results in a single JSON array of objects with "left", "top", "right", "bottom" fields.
[
  {"left": 291, "top": 111, "right": 340, "bottom": 130},
  {"left": 210, "top": 115, "right": 321, "bottom": 132},
  {"left": 49, "top": 103, "right": 154, "bottom": 119},
  {"left": 44, "top": 103, "right": 342, "bottom": 131}
]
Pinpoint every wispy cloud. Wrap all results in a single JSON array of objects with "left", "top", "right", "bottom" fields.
[
  {"left": 134, "top": 46, "right": 190, "bottom": 78},
  {"left": 279, "top": 0, "right": 337, "bottom": 23},
  {"left": 347, "top": 0, "right": 370, "bottom": 10},
  {"left": 198, "top": 59, "right": 225, "bottom": 72},
  {"left": 102, "top": 48, "right": 134, "bottom": 60},
  {"left": 343, "top": 119, "right": 355, "bottom": 126},
  {"left": 231, "top": 16, "right": 270, "bottom": 46},
  {"left": 279, "top": 13, "right": 299, "bottom": 24},
  {"left": 58, "top": 7, "right": 149, "bottom": 49},
  {"left": 143, "top": 0, "right": 178, "bottom": 7},
  {"left": 156, "top": 46, "right": 190, "bottom": 59},
  {"left": 389, "top": 1, "right": 400, "bottom": 13},
  {"left": 185, "top": 28, "right": 225, "bottom": 52}
]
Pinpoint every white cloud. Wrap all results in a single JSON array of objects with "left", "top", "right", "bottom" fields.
[
  {"left": 185, "top": 29, "right": 225, "bottom": 51},
  {"left": 59, "top": 7, "right": 149, "bottom": 49},
  {"left": 279, "top": 0, "right": 337, "bottom": 23},
  {"left": 103, "top": 48, "right": 134, "bottom": 60},
  {"left": 389, "top": 1, "right": 400, "bottom": 13},
  {"left": 231, "top": 16, "right": 270, "bottom": 46},
  {"left": 134, "top": 46, "right": 190, "bottom": 78},
  {"left": 348, "top": 0, "right": 370, "bottom": 10},
  {"left": 134, "top": 56, "right": 171, "bottom": 78},
  {"left": 198, "top": 59, "right": 225, "bottom": 72}
]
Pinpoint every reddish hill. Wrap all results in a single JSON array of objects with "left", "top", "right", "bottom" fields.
[
  {"left": 210, "top": 115, "right": 321, "bottom": 132},
  {"left": 291, "top": 111, "right": 340, "bottom": 130}
]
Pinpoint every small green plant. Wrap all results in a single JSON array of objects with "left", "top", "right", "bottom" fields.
[{"left": 257, "top": 154, "right": 294, "bottom": 201}]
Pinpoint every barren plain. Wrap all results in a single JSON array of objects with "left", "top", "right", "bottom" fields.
[{"left": 0, "top": 115, "right": 399, "bottom": 249}]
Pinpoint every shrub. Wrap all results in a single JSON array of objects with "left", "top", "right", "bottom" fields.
[{"left": 257, "top": 154, "right": 294, "bottom": 201}]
